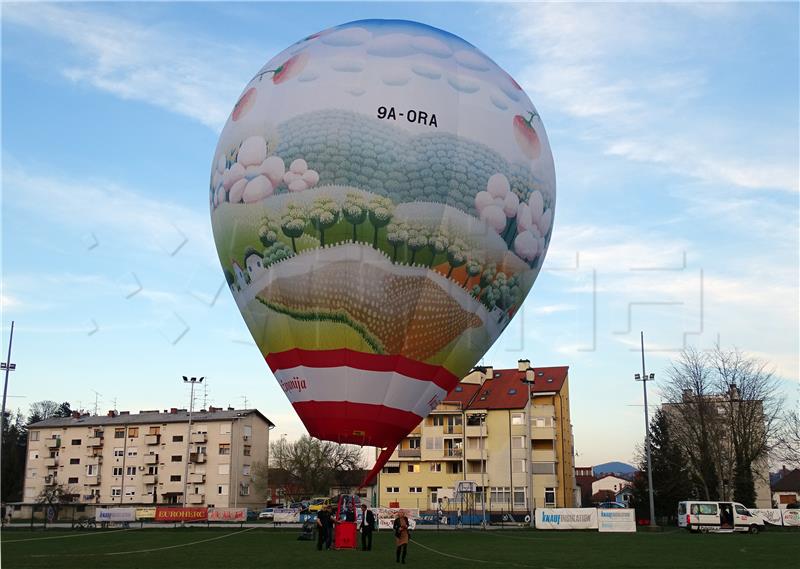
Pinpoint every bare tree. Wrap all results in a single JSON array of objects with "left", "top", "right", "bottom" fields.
[
  {"left": 259, "top": 435, "right": 365, "bottom": 500},
  {"left": 774, "top": 409, "right": 800, "bottom": 468},
  {"left": 27, "top": 401, "right": 62, "bottom": 424}
]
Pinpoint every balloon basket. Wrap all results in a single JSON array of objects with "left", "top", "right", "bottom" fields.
[{"left": 334, "top": 521, "right": 357, "bottom": 550}]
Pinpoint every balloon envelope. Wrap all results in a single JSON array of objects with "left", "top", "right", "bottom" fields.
[{"left": 210, "top": 20, "right": 556, "bottom": 451}]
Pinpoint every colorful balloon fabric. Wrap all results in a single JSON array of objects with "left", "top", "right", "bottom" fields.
[{"left": 210, "top": 20, "right": 556, "bottom": 459}]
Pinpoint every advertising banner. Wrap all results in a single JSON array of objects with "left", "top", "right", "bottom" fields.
[
  {"left": 597, "top": 509, "right": 636, "bottom": 532},
  {"left": 377, "top": 508, "right": 419, "bottom": 530},
  {"left": 208, "top": 508, "right": 247, "bottom": 522},
  {"left": 751, "top": 509, "right": 783, "bottom": 526},
  {"left": 154, "top": 507, "right": 208, "bottom": 522},
  {"left": 535, "top": 508, "right": 598, "bottom": 530},
  {"left": 781, "top": 509, "right": 800, "bottom": 527},
  {"left": 96, "top": 508, "right": 137, "bottom": 522},
  {"left": 136, "top": 507, "right": 156, "bottom": 520},
  {"left": 273, "top": 508, "right": 301, "bottom": 523}
]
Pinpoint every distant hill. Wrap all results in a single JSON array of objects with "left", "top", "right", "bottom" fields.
[{"left": 593, "top": 462, "right": 637, "bottom": 477}]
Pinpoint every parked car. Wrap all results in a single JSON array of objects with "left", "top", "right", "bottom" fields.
[
  {"left": 597, "top": 502, "right": 627, "bottom": 509},
  {"left": 258, "top": 508, "right": 275, "bottom": 520},
  {"left": 307, "top": 497, "right": 333, "bottom": 512},
  {"left": 678, "top": 500, "right": 764, "bottom": 534},
  {"left": 289, "top": 502, "right": 306, "bottom": 510},
  {"left": 246, "top": 510, "right": 259, "bottom": 521}
]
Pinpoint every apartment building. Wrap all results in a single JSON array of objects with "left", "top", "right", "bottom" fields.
[
  {"left": 23, "top": 407, "right": 274, "bottom": 508},
  {"left": 378, "top": 360, "right": 577, "bottom": 512}
]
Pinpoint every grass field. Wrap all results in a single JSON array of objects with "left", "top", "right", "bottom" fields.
[{"left": 2, "top": 527, "right": 798, "bottom": 569}]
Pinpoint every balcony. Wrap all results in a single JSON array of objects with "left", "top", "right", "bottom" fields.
[
  {"left": 142, "top": 474, "right": 157, "bottom": 484},
  {"left": 144, "top": 454, "right": 159, "bottom": 465},
  {"left": 398, "top": 449, "right": 421, "bottom": 458},
  {"left": 443, "top": 425, "right": 463, "bottom": 435},
  {"left": 531, "top": 426, "right": 556, "bottom": 440},
  {"left": 46, "top": 438, "right": 61, "bottom": 449},
  {"left": 190, "top": 433, "right": 207, "bottom": 444},
  {"left": 86, "top": 477, "right": 101, "bottom": 486},
  {"left": 188, "top": 494, "right": 205, "bottom": 505},
  {"left": 86, "top": 437, "right": 103, "bottom": 447},
  {"left": 145, "top": 435, "right": 161, "bottom": 445},
  {"left": 464, "top": 446, "right": 486, "bottom": 460},
  {"left": 190, "top": 452, "right": 206, "bottom": 463},
  {"left": 532, "top": 449, "right": 556, "bottom": 462},
  {"left": 44, "top": 457, "right": 58, "bottom": 468},
  {"left": 465, "top": 425, "right": 488, "bottom": 438},
  {"left": 44, "top": 476, "right": 57, "bottom": 486},
  {"left": 443, "top": 448, "right": 463, "bottom": 459},
  {"left": 188, "top": 473, "right": 205, "bottom": 484}
]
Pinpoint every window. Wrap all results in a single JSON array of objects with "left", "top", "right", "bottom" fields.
[
  {"left": 111, "top": 487, "right": 121, "bottom": 497},
  {"left": 735, "top": 505, "right": 750, "bottom": 516},
  {"left": 170, "top": 475, "right": 181, "bottom": 482},
  {"left": 147, "top": 466, "right": 158, "bottom": 475},
  {"left": 113, "top": 467, "right": 123, "bottom": 476},
  {"left": 30, "top": 431, "right": 40, "bottom": 441},
  {"left": 534, "top": 417, "right": 552, "bottom": 428},
  {"left": 125, "top": 488, "right": 135, "bottom": 497},
  {"left": 218, "top": 444, "right": 231, "bottom": 455},
  {"left": 219, "top": 423, "right": 232, "bottom": 435},
  {"left": 171, "top": 455, "right": 182, "bottom": 462},
  {"left": 407, "top": 464, "right": 420, "bottom": 473},
  {"left": 382, "top": 466, "right": 400, "bottom": 474},
  {"left": 172, "top": 435, "right": 184, "bottom": 442},
  {"left": 68, "top": 477, "right": 79, "bottom": 484},
  {"left": 243, "top": 445, "right": 252, "bottom": 456},
  {"left": 242, "top": 465, "right": 250, "bottom": 476},
  {"left": 127, "top": 447, "right": 138, "bottom": 457},
  {"left": 69, "top": 458, "right": 80, "bottom": 465},
  {"left": 29, "top": 451, "right": 39, "bottom": 460},
  {"left": 115, "top": 428, "right": 125, "bottom": 439},
  {"left": 409, "top": 438, "right": 420, "bottom": 449},
  {"left": 218, "top": 484, "right": 229, "bottom": 495},
  {"left": 240, "top": 483, "right": 250, "bottom": 496},
  {"left": 511, "top": 413, "right": 525, "bottom": 425},
  {"left": 429, "top": 463, "right": 442, "bottom": 472},
  {"left": 86, "top": 464, "right": 98, "bottom": 477},
  {"left": 447, "top": 462, "right": 463, "bottom": 474},
  {"left": 114, "top": 448, "right": 124, "bottom": 457},
  {"left": 429, "top": 415, "right": 445, "bottom": 427},
  {"left": 466, "top": 414, "right": 485, "bottom": 426},
  {"left": 128, "top": 427, "right": 139, "bottom": 438},
  {"left": 532, "top": 462, "right": 556, "bottom": 475},
  {"left": 544, "top": 488, "right": 556, "bottom": 507},
  {"left": 196, "top": 445, "right": 207, "bottom": 455},
  {"left": 71, "top": 439, "right": 81, "bottom": 445},
  {"left": 425, "top": 437, "right": 443, "bottom": 450},
  {"left": 490, "top": 487, "right": 511, "bottom": 505},
  {"left": 513, "top": 487, "right": 526, "bottom": 506},
  {"left": 691, "top": 503, "right": 718, "bottom": 515},
  {"left": 512, "top": 459, "right": 526, "bottom": 473},
  {"left": 409, "top": 487, "right": 423, "bottom": 493},
  {"left": 385, "top": 487, "right": 399, "bottom": 493},
  {"left": 148, "top": 426, "right": 160, "bottom": 435},
  {"left": 512, "top": 436, "right": 526, "bottom": 449},
  {"left": 126, "top": 466, "right": 136, "bottom": 476},
  {"left": 218, "top": 464, "right": 230, "bottom": 475},
  {"left": 243, "top": 425, "right": 252, "bottom": 440}
]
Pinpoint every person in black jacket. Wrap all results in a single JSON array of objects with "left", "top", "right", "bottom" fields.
[{"left": 360, "top": 504, "right": 375, "bottom": 551}]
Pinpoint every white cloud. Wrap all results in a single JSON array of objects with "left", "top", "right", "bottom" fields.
[{"left": 4, "top": 4, "right": 264, "bottom": 130}]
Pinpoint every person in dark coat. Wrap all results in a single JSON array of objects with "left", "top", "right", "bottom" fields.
[
  {"left": 360, "top": 504, "right": 375, "bottom": 551},
  {"left": 324, "top": 505, "right": 335, "bottom": 549},
  {"left": 393, "top": 511, "right": 410, "bottom": 564},
  {"left": 316, "top": 507, "right": 330, "bottom": 550}
]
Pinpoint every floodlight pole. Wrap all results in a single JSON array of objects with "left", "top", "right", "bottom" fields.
[
  {"left": 1, "top": 321, "right": 17, "bottom": 452},
  {"left": 636, "top": 332, "right": 657, "bottom": 527},
  {"left": 521, "top": 367, "right": 535, "bottom": 528},
  {"left": 182, "top": 376, "right": 203, "bottom": 514}
]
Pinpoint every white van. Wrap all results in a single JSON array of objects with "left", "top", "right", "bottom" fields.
[{"left": 678, "top": 501, "right": 764, "bottom": 534}]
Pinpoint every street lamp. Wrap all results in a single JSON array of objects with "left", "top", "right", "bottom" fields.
[
  {"left": 635, "top": 331, "right": 657, "bottom": 527},
  {"left": 1, "top": 321, "right": 17, "bottom": 455},
  {"left": 520, "top": 366, "right": 535, "bottom": 529},
  {"left": 470, "top": 412, "right": 487, "bottom": 528},
  {"left": 182, "top": 376, "right": 203, "bottom": 509}
]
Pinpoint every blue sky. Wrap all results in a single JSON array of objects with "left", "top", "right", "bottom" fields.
[{"left": 2, "top": 2, "right": 798, "bottom": 467}]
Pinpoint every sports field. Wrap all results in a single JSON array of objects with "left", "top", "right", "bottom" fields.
[{"left": 2, "top": 527, "right": 798, "bottom": 569}]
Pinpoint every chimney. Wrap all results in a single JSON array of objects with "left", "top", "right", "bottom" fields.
[
  {"left": 517, "top": 359, "right": 531, "bottom": 372},
  {"left": 107, "top": 410, "right": 117, "bottom": 418},
  {"left": 119, "top": 411, "right": 130, "bottom": 416},
  {"left": 170, "top": 408, "right": 178, "bottom": 414},
  {"left": 682, "top": 389, "right": 693, "bottom": 402},
  {"left": 227, "top": 406, "right": 234, "bottom": 411},
  {"left": 72, "top": 411, "right": 81, "bottom": 419},
  {"left": 484, "top": 366, "right": 494, "bottom": 380}
]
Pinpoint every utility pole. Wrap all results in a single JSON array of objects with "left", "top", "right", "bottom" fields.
[
  {"left": 182, "top": 377, "right": 203, "bottom": 511},
  {"left": 635, "top": 331, "right": 657, "bottom": 527},
  {"left": 91, "top": 389, "right": 101, "bottom": 416},
  {"left": 1, "top": 321, "right": 17, "bottom": 459}
]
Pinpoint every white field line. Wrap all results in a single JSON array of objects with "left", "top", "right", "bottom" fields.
[
  {"left": 3, "top": 528, "right": 133, "bottom": 543},
  {"left": 29, "top": 527, "right": 256, "bottom": 557},
  {"left": 411, "top": 537, "right": 561, "bottom": 569}
]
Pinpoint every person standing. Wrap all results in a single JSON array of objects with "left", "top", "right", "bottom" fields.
[
  {"left": 360, "top": 503, "right": 375, "bottom": 551},
  {"left": 316, "top": 506, "right": 329, "bottom": 550},
  {"left": 393, "top": 510, "right": 410, "bottom": 564},
  {"left": 324, "top": 505, "right": 335, "bottom": 549}
]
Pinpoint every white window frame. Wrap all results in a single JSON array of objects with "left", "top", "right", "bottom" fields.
[{"left": 511, "top": 413, "right": 525, "bottom": 425}]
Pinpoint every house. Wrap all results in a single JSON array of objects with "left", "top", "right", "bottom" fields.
[
  {"left": 244, "top": 250, "right": 266, "bottom": 281},
  {"left": 615, "top": 485, "right": 634, "bottom": 507},
  {"left": 575, "top": 466, "right": 595, "bottom": 507},
  {"left": 231, "top": 260, "right": 249, "bottom": 291},
  {"left": 591, "top": 474, "right": 632, "bottom": 496},
  {"left": 771, "top": 468, "right": 800, "bottom": 508}
]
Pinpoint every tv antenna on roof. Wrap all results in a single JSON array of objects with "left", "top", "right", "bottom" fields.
[{"left": 90, "top": 389, "right": 102, "bottom": 416}]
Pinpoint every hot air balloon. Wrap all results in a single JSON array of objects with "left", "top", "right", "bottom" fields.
[{"left": 210, "top": 19, "right": 556, "bottom": 481}]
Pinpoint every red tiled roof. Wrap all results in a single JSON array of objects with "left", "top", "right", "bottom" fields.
[{"left": 443, "top": 365, "right": 569, "bottom": 411}]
